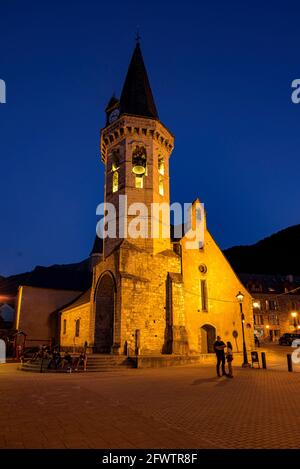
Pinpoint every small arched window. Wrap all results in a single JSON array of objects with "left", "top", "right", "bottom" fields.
[{"left": 111, "top": 151, "right": 120, "bottom": 172}]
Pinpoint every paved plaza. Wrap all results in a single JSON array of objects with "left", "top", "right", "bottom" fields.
[{"left": 1, "top": 346, "right": 300, "bottom": 449}]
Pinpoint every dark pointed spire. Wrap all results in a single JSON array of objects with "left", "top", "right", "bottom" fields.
[{"left": 119, "top": 43, "right": 159, "bottom": 119}]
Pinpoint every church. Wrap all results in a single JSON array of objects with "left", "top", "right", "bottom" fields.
[{"left": 60, "top": 42, "right": 254, "bottom": 358}]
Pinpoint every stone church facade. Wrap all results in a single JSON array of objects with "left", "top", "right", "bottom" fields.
[{"left": 60, "top": 42, "right": 254, "bottom": 356}]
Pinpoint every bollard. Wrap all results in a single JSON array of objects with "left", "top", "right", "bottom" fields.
[
  {"left": 287, "top": 354, "right": 293, "bottom": 372},
  {"left": 261, "top": 352, "right": 267, "bottom": 369}
]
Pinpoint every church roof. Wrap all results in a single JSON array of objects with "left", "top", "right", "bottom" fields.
[
  {"left": 119, "top": 43, "right": 158, "bottom": 119},
  {"left": 105, "top": 95, "right": 119, "bottom": 111},
  {"left": 60, "top": 288, "right": 91, "bottom": 313},
  {"left": 90, "top": 236, "right": 103, "bottom": 255}
]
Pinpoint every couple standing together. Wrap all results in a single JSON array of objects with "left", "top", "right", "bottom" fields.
[{"left": 213, "top": 336, "right": 234, "bottom": 378}]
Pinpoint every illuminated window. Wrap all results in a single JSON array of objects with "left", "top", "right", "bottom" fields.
[
  {"left": 269, "top": 314, "right": 279, "bottom": 325},
  {"left": 132, "top": 146, "right": 147, "bottom": 175},
  {"left": 135, "top": 175, "right": 143, "bottom": 189},
  {"left": 266, "top": 300, "right": 277, "bottom": 310},
  {"left": 112, "top": 152, "right": 120, "bottom": 171},
  {"left": 158, "top": 156, "right": 164, "bottom": 175},
  {"left": 254, "top": 314, "right": 264, "bottom": 325},
  {"left": 112, "top": 171, "right": 119, "bottom": 193},
  {"left": 200, "top": 280, "right": 208, "bottom": 312},
  {"left": 63, "top": 319, "right": 67, "bottom": 335},
  {"left": 75, "top": 319, "right": 80, "bottom": 337},
  {"left": 159, "top": 175, "right": 164, "bottom": 196}
]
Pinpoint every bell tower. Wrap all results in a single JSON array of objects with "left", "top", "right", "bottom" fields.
[{"left": 100, "top": 42, "right": 174, "bottom": 256}]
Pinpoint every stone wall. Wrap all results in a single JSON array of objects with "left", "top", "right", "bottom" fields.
[
  {"left": 60, "top": 302, "right": 91, "bottom": 351},
  {"left": 180, "top": 225, "right": 254, "bottom": 354}
]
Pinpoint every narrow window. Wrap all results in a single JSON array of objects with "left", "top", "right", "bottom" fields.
[
  {"left": 63, "top": 319, "right": 67, "bottom": 335},
  {"left": 158, "top": 156, "right": 165, "bottom": 175},
  {"left": 159, "top": 175, "right": 164, "bottom": 196},
  {"left": 135, "top": 175, "right": 144, "bottom": 189},
  {"left": 267, "top": 300, "right": 277, "bottom": 311},
  {"left": 75, "top": 319, "right": 80, "bottom": 338},
  {"left": 112, "top": 171, "right": 118, "bottom": 193},
  {"left": 200, "top": 280, "right": 208, "bottom": 312},
  {"left": 111, "top": 153, "right": 120, "bottom": 171}
]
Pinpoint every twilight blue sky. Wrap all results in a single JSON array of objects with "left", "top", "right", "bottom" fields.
[{"left": 1, "top": 0, "right": 300, "bottom": 276}]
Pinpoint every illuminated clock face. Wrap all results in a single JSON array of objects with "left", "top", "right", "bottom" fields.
[{"left": 109, "top": 109, "right": 120, "bottom": 124}]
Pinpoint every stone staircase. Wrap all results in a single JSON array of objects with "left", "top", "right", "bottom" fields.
[
  {"left": 19, "top": 354, "right": 136, "bottom": 373},
  {"left": 86, "top": 354, "right": 136, "bottom": 372}
]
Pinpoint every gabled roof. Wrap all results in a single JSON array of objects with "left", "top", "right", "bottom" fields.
[
  {"left": 119, "top": 43, "right": 158, "bottom": 119},
  {"left": 60, "top": 288, "right": 91, "bottom": 313}
]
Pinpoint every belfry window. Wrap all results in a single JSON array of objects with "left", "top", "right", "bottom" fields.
[
  {"left": 63, "top": 319, "right": 67, "bottom": 335},
  {"left": 132, "top": 145, "right": 147, "bottom": 176},
  {"left": 159, "top": 175, "right": 164, "bottom": 196},
  {"left": 158, "top": 156, "right": 164, "bottom": 175},
  {"left": 112, "top": 171, "right": 119, "bottom": 193},
  {"left": 111, "top": 151, "right": 119, "bottom": 193}
]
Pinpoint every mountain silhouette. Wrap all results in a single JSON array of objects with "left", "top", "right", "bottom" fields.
[{"left": 224, "top": 224, "right": 300, "bottom": 275}]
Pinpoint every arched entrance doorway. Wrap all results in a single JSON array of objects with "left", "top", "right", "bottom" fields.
[
  {"left": 94, "top": 273, "right": 115, "bottom": 353},
  {"left": 200, "top": 324, "right": 216, "bottom": 353}
]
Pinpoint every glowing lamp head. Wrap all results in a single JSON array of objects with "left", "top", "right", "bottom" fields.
[
  {"left": 236, "top": 291, "right": 244, "bottom": 303},
  {"left": 291, "top": 312, "right": 298, "bottom": 318},
  {"left": 266, "top": 325, "right": 270, "bottom": 329},
  {"left": 253, "top": 301, "right": 260, "bottom": 309}
]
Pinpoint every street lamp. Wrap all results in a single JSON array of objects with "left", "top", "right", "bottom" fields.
[
  {"left": 291, "top": 312, "right": 298, "bottom": 334},
  {"left": 236, "top": 291, "right": 250, "bottom": 367}
]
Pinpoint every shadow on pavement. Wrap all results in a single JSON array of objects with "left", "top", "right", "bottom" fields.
[{"left": 191, "top": 376, "right": 231, "bottom": 386}]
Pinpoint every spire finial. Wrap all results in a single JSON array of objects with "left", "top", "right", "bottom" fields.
[{"left": 135, "top": 27, "right": 141, "bottom": 45}]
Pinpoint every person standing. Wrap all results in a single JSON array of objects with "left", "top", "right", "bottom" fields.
[
  {"left": 226, "top": 341, "right": 234, "bottom": 378},
  {"left": 213, "top": 336, "right": 227, "bottom": 377}
]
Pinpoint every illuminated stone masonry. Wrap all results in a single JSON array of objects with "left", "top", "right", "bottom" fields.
[{"left": 60, "top": 42, "right": 254, "bottom": 358}]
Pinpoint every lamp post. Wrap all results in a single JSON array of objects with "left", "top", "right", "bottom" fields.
[
  {"left": 236, "top": 291, "right": 250, "bottom": 367},
  {"left": 265, "top": 324, "right": 270, "bottom": 341},
  {"left": 291, "top": 312, "right": 298, "bottom": 334}
]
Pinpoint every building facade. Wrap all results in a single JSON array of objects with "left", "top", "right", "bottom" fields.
[
  {"left": 60, "top": 42, "right": 254, "bottom": 356},
  {"left": 240, "top": 274, "right": 300, "bottom": 341}
]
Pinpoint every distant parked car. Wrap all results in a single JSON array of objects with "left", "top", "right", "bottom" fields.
[
  {"left": 279, "top": 333, "right": 300, "bottom": 346},
  {"left": 292, "top": 338, "right": 300, "bottom": 348}
]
